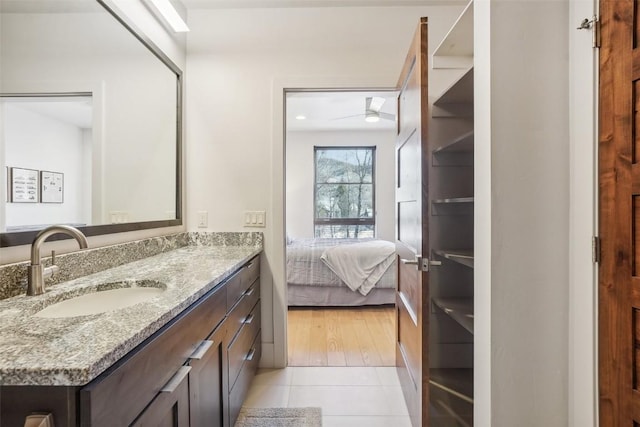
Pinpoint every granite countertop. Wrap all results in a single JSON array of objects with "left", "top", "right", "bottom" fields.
[{"left": 0, "top": 244, "right": 261, "bottom": 387}]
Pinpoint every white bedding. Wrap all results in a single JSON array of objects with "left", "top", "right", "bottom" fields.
[
  {"left": 320, "top": 240, "right": 396, "bottom": 296},
  {"left": 286, "top": 238, "right": 397, "bottom": 291}
]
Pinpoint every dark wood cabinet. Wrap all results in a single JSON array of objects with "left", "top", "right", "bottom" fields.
[
  {"left": 225, "top": 263, "right": 261, "bottom": 427},
  {"left": 189, "top": 322, "right": 227, "bottom": 427},
  {"left": 0, "top": 254, "right": 261, "bottom": 427},
  {"left": 131, "top": 366, "right": 191, "bottom": 427}
]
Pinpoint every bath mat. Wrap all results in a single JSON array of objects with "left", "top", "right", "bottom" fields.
[{"left": 234, "top": 407, "right": 322, "bottom": 427}]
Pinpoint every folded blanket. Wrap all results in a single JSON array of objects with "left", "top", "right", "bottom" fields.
[{"left": 320, "top": 240, "right": 396, "bottom": 296}]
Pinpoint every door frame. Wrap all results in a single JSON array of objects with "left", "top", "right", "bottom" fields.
[
  {"left": 268, "top": 76, "right": 396, "bottom": 368},
  {"left": 569, "top": 0, "right": 598, "bottom": 425}
]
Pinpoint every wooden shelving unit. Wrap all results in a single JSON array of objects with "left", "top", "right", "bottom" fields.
[
  {"left": 430, "top": 369, "right": 474, "bottom": 427},
  {"left": 433, "top": 131, "right": 474, "bottom": 154},
  {"left": 432, "top": 67, "right": 474, "bottom": 118},
  {"left": 432, "top": 297, "right": 474, "bottom": 334},
  {"left": 428, "top": 1, "right": 474, "bottom": 424},
  {"left": 434, "top": 249, "right": 474, "bottom": 268},
  {"left": 432, "top": 197, "right": 474, "bottom": 215},
  {"left": 430, "top": 368, "right": 474, "bottom": 404},
  {"left": 432, "top": 0, "right": 474, "bottom": 69}
]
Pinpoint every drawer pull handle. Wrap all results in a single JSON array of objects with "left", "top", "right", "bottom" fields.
[
  {"left": 189, "top": 340, "right": 214, "bottom": 360},
  {"left": 160, "top": 366, "right": 191, "bottom": 393},
  {"left": 245, "top": 348, "right": 256, "bottom": 361},
  {"left": 245, "top": 262, "right": 254, "bottom": 269},
  {"left": 244, "top": 287, "right": 255, "bottom": 297},
  {"left": 243, "top": 314, "right": 254, "bottom": 324}
]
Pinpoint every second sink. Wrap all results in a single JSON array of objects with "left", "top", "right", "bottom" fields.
[{"left": 34, "top": 280, "right": 167, "bottom": 318}]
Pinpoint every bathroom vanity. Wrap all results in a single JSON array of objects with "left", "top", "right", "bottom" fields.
[{"left": 0, "top": 234, "right": 262, "bottom": 427}]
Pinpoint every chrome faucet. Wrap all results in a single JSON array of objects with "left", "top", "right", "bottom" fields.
[{"left": 27, "top": 225, "right": 89, "bottom": 296}]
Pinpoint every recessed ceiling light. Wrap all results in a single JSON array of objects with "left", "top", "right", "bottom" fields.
[{"left": 295, "top": 115, "right": 307, "bottom": 120}]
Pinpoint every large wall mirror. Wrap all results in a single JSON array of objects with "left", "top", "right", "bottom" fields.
[{"left": 0, "top": 0, "right": 182, "bottom": 247}]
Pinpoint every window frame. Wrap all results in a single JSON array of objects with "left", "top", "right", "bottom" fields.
[{"left": 313, "top": 146, "right": 376, "bottom": 238}]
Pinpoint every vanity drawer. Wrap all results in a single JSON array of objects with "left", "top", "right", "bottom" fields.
[
  {"left": 227, "top": 278, "right": 260, "bottom": 341},
  {"left": 229, "top": 331, "right": 262, "bottom": 427},
  {"left": 226, "top": 256, "right": 260, "bottom": 310},
  {"left": 80, "top": 283, "right": 227, "bottom": 427},
  {"left": 227, "top": 302, "right": 261, "bottom": 390},
  {"left": 241, "top": 256, "right": 260, "bottom": 289}
]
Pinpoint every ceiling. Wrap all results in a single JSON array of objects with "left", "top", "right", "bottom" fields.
[
  {"left": 286, "top": 91, "right": 398, "bottom": 132},
  {"left": 181, "top": 0, "right": 466, "bottom": 9},
  {"left": 3, "top": 96, "right": 93, "bottom": 129}
]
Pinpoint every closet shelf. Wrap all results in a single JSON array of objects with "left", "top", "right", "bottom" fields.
[
  {"left": 432, "top": 297, "right": 473, "bottom": 334},
  {"left": 432, "top": 197, "right": 474, "bottom": 204},
  {"left": 434, "top": 249, "right": 474, "bottom": 268},
  {"left": 434, "top": 67, "right": 474, "bottom": 107},
  {"left": 432, "top": 0, "right": 474, "bottom": 69},
  {"left": 433, "top": 131, "right": 474, "bottom": 154},
  {"left": 429, "top": 368, "right": 473, "bottom": 405},
  {"left": 431, "top": 198, "right": 473, "bottom": 215}
]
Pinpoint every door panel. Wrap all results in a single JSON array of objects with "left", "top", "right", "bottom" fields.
[
  {"left": 599, "top": 0, "right": 637, "bottom": 424},
  {"left": 395, "top": 17, "right": 429, "bottom": 427}
]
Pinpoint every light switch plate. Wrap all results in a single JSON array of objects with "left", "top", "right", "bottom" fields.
[
  {"left": 244, "top": 210, "right": 266, "bottom": 228},
  {"left": 197, "top": 211, "right": 208, "bottom": 228}
]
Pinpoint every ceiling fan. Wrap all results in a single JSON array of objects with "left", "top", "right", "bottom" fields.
[{"left": 332, "top": 96, "right": 396, "bottom": 123}]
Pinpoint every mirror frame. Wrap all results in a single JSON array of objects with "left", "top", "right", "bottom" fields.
[{"left": 0, "top": 0, "right": 183, "bottom": 248}]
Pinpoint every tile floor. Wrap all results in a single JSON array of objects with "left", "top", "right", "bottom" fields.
[{"left": 242, "top": 366, "right": 412, "bottom": 426}]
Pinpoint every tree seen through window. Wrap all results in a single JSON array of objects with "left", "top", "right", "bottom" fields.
[{"left": 314, "top": 147, "right": 375, "bottom": 238}]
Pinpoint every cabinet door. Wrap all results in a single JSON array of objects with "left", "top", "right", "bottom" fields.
[
  {"left": 131, "top": 366, "right": 190, "bottom": 427},
  {"left": 189, "top": 321, "right": 227, "bottom": 427}
]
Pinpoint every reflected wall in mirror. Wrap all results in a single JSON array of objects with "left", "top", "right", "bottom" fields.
[{"left": 0, "top": 0, "right": 182, "bottom": 247}]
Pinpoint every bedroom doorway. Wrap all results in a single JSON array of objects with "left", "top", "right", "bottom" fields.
[{"left": 284, "top": 89, "right": 398, "bottom": 367}]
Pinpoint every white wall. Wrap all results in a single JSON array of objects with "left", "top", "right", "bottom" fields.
[
  {"left": 4, "top": 104, "right": 91, "bottom": 228},
  {"left": 286, "top": 129, "right": 396, "bottom": 241},
  {"left": 475, "top": 0, "right": 570, "bottom": 425},
  {"left": 186, "top": 4, "right": 464, "bottom": 367},
  {"left": 0, "top": 0, "right": 186, "bottom": 264},
  {"left": 568, "top": 0, "right": 597, "bottom": 425}
]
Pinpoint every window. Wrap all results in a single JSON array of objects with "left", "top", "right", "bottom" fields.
[{"left": 314, "top": 146, "right": 375, "bottom": 238}]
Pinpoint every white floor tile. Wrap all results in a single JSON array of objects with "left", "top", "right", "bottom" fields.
[
  {"left": 252, "top": 368, "right": 293, "bottom": 386},
  {"left": 375, "top": 367, "right": 401, "bottom": 386},
  {"left": 243, "top": 385, "right": 290, "bottom": 408},
  {"left": 381, "top": 386, "right": 410, "bottom": 415},
  {"left": 322, "top": 415, "right": 413, "bottom": 427},
  {"left": 288, "top": 385, "right": 408, "bottom": 416},
  {"left": 290, "top": 367, "right": 380, "bottom": 386}
]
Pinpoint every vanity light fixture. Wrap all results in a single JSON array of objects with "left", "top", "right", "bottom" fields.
[
  {"left": 295, "top": 115, "right": 306, "bottom": 120},
  {"left": 147, "top": 0, "right": 190, "bottom": 33}
]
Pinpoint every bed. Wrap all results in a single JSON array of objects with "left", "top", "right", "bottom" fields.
[{"left": 286, "top": 238, "right": 397, "bottom": 306}]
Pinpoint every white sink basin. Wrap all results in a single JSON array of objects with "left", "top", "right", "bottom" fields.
[{"left": 34, "top": 281, "right": 166, "bottom": 318}]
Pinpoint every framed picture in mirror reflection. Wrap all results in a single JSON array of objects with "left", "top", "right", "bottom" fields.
[
  {"left": 40, "top": 171, "right": 64, "bottom": 204},
  {"left": 8, "top": 167, "right": 39, "bottom": 203}
]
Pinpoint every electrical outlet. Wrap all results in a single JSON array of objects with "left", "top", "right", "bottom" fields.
[
  {"left": 197, "top": 211, "right": 208, "bottom": 228},
  {"left": 244, "top": 210, "right": 266, "bottom": 228}
]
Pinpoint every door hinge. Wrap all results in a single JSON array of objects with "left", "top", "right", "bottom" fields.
[
  {"left": 577, "top": 15, "right": 600, "bottom": 48},
  {"left": 592, "top": 236, "right": 601, "bottom": 263}
]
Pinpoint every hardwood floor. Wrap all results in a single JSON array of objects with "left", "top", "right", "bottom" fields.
[{"left": 287, "top": 306, "right": 395, "bottom": 367}]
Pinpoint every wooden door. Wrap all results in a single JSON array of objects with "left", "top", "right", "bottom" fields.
[
  {"left": 599, "top": 0, "right": 639, "bottom": 424},
  {"left": 395, "top": 17, "right": 430, "bottom": 427}
]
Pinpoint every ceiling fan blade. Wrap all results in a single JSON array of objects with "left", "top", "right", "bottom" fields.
[
  {"left": 330, "top": 113, "right": 364, "bottom": 121},
  {"left": 380, "top": 112, "right": 396, "bottom": 121},
  {"left": 367, "top": 96, "right": 386, "bottom": 113}
]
